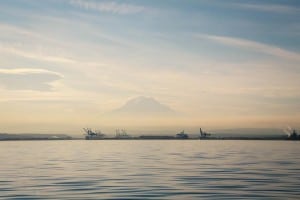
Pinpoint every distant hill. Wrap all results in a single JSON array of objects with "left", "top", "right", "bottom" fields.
[
  {"left": 0, "top": 133, "right": 72, "bottom": 140},
  {"left": 112, "top": 96, "right": 174, "bottom": 115},
  {"left": 213, "top": 128, "right": 286, "bottom": 137}
]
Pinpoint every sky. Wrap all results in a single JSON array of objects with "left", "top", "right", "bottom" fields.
[{"left": 0, "top": 0, "right": 299, "bottom": 134}]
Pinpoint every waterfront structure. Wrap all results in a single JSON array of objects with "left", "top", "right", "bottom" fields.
[
  {"left": 176, "top": 130, "right": 189, "bottom": 139},
  {"left": 199, "top": 128, "right": 211, "bottom": 139},
  {"left": 84, "top": 128, "right": 105, "bottom": 140},
  {"left": 115, "top": 129, "right": 131, "bottom": 139}
]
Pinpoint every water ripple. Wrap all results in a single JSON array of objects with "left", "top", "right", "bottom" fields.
[{"left": 0, "top": 140, "right": 299, "bottom": 199}]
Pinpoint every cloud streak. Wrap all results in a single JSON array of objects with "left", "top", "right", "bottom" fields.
[
  {"left": 69, "top": 0, "right": 146, "bottom": 15},
  {"left": 0, "top": 68, "right": 63, "bottom": 91},
  {"left": 0, "top": 68, "right": 63, "bottom": 77},
  {"left": 196, "top": 34, "right": 300, "bottom": 61},
  {"left": 0, "top": 45, "right": 76, "bottom": 64},
  {"left": 234, "top": 3, "right": 300, "bottom": 14}
]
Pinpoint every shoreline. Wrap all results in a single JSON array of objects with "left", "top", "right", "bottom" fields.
[{"left": 0, "top": 137, "right": 296, "bottom": 141}]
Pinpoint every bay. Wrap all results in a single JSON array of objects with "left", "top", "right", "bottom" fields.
[{"left": 0, "top": 140, "right": 299, "bottom": 199}]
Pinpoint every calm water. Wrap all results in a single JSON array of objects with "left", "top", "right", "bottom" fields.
[{"left": 0, "top": 140, "right": 299, "bottom": 199}]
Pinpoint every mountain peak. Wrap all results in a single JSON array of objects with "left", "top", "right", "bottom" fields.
[{"left": 113, "top": 96, "right": 174, "bottom": 115}]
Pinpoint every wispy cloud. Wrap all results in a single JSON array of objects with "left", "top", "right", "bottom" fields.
[
  {"left": 0, "top": 68, "right": 63, "bottom": 91},
  {"left": 196, "top": 34, "right": 300, "bottom": 61},
  {"left": 0, "top": 45, "right": 76, "bottom": 64},
  {"left": 0, "top": 68, "right": 63, "bottom": 77},
  {"left": 234, "top": 3, "right": 300, "bottom": 14},
  {"left": 0, "top": 24, "right": 75, "bottom": 64},
  {"left": 69, "top": 0, "right": 146, "bottom": 14}
]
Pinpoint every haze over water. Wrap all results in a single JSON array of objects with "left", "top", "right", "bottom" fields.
[
  {"left": 1, "top": 140, "right": 299, "bottom": 199},
  {"left": 1, "top": 1, "right": 300, "bottom": 133},
  {"left": 1, "top": 1, "right": 300, "bottom": 199}
]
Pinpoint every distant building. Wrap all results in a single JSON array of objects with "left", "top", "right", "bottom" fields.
[
  {"left": 288, "top": 129, "right": 300, "bottom": 140},
  {"left": 176, "top": 130, "right": 189, "bottom": 139},
  {"left": 115, "top": 129, "right": 131, "bottom": 139},
  {"left": 84, "top": 128, "right": 105, "bottom": 140}
]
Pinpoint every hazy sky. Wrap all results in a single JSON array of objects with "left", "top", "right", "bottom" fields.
[{"left": 0, "top": 0, "right": 299, "bottom": 134}]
